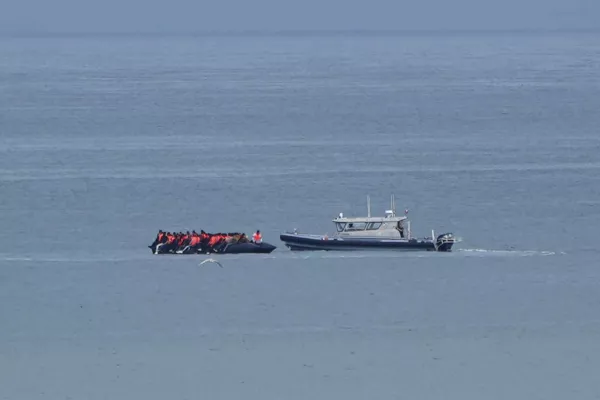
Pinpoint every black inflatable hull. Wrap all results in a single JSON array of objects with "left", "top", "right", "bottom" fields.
[
  {"left": 150, "top": 241, "right": 276, "bottom": 255},
  {"left": 279, "top": 233, "right": 454, "bottom": 252},
  {"left": 215, "top": 242, "right": 277, "bottom": 254}
]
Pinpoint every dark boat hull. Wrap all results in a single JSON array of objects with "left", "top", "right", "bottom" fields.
[
  {"left": 151, "top": 241, "right": 276, "bottom": 255},
  {"left": 215, "top": 242, "right": 277, "bottom": 254},
  {"left": 279, "top": 233, "right": 454, "bottom": 252}
]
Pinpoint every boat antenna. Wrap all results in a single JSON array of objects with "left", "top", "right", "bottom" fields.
[
  {"left": 391, "top": 194, "right": 396, "bottom": 216},
  {"left": 367, "top": 195, "right": 371, "bottom": 218}
]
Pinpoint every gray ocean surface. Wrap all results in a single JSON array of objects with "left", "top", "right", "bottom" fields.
[{"left": 1, "top": 32, "right": 600, "bottom": 399}]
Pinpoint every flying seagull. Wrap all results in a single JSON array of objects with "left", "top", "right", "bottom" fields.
[{"left": 199, "top": 258, "right": 223, "bottom": 268}]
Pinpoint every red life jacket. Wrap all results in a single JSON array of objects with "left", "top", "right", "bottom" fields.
[{"left": 158, "top": 232, "right": 164, "bottom": 241}]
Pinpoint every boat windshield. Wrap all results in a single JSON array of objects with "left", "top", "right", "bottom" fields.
[
  {"left": 335, "top": 222, "right": 346, "bottom": 232},
  {"left": 346, "top": 222, "right": 367, "bottom": 231},
  {"left": 366, "top": 222, "right": 382, "bottom": 230}
]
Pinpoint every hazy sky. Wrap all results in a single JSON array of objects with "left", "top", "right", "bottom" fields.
[{"left": 1, "top": 0, "right": 598, "bottom": 33}]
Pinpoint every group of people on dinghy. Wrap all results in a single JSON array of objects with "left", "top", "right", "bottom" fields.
[{"left": 149, "top": 230, "right": 263, "bottom": 254}]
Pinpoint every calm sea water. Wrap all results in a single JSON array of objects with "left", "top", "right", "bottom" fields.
[{"left": 1, "top": 32, "right": 600, "bottom": 399}]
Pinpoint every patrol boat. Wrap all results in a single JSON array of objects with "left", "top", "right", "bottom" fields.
[{"left": 279, "top": 195, "right": 458, "bottom": 252}]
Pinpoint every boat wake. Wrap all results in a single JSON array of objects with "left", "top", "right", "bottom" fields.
[
  {"left": 263, "top": 248, "right": 565, "bottom": 260},
  {"left": 457, "top": 248, "right": 564, "bottom": 257},
  {"left": 0, "top": 248, "right": 565, "bottom": 266},
  {"left": 0, "top": 254, "right": 167, "bottom": 264}
]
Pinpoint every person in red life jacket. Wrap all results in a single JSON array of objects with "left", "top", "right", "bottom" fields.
[
  {"left": 154, "top": 231, "right": 175, "bottom": 254},
  {"left": 213, "top": 233, "right": 231, "bottom": 253},
  {"left": 149, "top": 230, "right": 165, "bottom": 253},
  {"left": 166, "top": 232, "right": 176, "bottom": 250},
  {"left": 178, "top": 231, "right": 201, "bottom": 254},
  {"left": 208, "top": 234, "right": 220, "bottom": 250},
  {"left": 253, "top": 230, "right": 262, "bottom": 244},
  {"left": 189, "top": 232, "right": 201, "bottom": 251},
  {"left": 200, "top": 231, "right": 210, "bottom": 250},
  {"left": 213, "top": 233, "right": 227, "bottom": 252},
  {"left": 174, "top": 231, "right": 190, "bottom": 253}
]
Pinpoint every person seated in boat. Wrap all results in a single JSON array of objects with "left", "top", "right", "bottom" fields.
[
  {"left": 213, "top": 233, "right": 232, "bottom": 253},
  {"left": 227, "top": 233, "right": 241, "bottom": 245},
  {"left": 229, "top": 233, "right": 241, "bottom": 242},
  {"left": 157, "top": 231, "right": 177, "bottom": 253},
  {"left": 177, "top": 231, "right": 201, "bottom": 254},
  {"left": 149, "top": 230, "right": 165, "bottom": 253},
  {"left": 185, "top": 231, "right": 192, "bottom": 245},
  {"left": 252, "top": 230, "right": 262, "bottom": 244},
  {"left": 207, "top": 233, "right": 223, "bottom": 251},
  {"left": 199, "top": 230, "right": 210, "bottom": 249},
  {"left": 175, "top": 233, "right": 183, "bottom": 251},
  {"left": 175, "top": 233, "right": 185, "bottom": 252},
  {"left": 188, "top": 231, "right": 202, "bottom": 253},
  {"left": 170, "top": 232, "right": 179, "bottom": 252}
]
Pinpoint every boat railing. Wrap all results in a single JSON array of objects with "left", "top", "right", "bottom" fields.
[{"left": 433, "top": 232, "right": 459, "bottom": 250}]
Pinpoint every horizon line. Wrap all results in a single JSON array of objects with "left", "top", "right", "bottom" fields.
[{"left": 1, "top": 27, "right": 599, "bottom": 38}]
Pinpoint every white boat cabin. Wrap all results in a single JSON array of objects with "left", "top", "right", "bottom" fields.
[
  {"left": 329, "top": 195, "right": 411, "bottom": 239},
  {"left": 332, "top": 212, "right": 409, "bottom": 239}
]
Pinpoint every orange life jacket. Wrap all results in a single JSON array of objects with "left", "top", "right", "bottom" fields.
[{"left": 253, "top": 232, "right": 262, "bottom": 242}]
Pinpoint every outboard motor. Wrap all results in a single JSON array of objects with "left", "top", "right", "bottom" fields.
[{"left": 435, "top": 233, "right": 455, "bottom": 252}]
